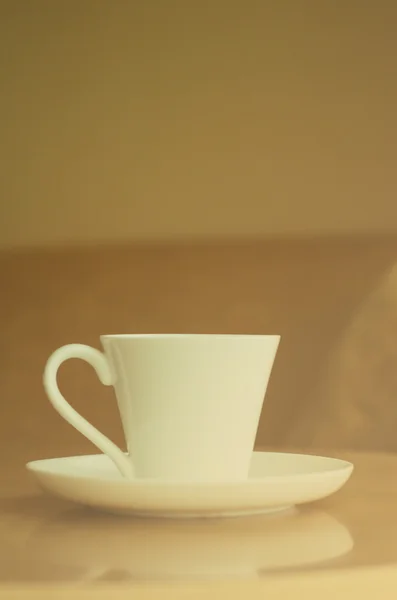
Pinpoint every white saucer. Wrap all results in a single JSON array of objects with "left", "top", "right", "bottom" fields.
[{"left": 26, "top": 451, "right": 353, "bottom": 518}]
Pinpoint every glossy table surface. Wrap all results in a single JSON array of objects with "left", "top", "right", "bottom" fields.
[{"left": 1, "top": 449, "right": 397, "bottom": 598}]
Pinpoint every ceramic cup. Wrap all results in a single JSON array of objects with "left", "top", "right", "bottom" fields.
[{"left": 43, "top": 334, "right": 280, "bottom": 481}]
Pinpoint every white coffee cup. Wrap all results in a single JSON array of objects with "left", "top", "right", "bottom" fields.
[{"left": 43, "top": 334, "right": 280, "bottom": 482}]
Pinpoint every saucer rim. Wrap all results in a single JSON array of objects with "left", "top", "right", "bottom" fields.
[{"left": 26, "top": 451, "right": 354, "bottom": 487}]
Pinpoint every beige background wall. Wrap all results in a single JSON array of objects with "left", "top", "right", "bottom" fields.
[
  {"left": 2, "top": 3, "right": 397, "bottom": 467},
  {"left": 2, "top": 0, "right": 397, "bottom": 248}
]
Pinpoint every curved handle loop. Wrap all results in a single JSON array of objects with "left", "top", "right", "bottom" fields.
[{"left": 43, "top": 344, "right": 134, "bottom": 478}]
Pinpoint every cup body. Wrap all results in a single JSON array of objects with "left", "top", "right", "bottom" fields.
[{"left": 101, "top": 334, "right": 280, "bottom": 481}]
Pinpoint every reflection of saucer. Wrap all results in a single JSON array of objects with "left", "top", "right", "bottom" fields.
[
  {"left": 27, "top": 508, "right": 354, "bottom": 581},
  {"left": 26, "top": 451, "right": 353, "bottom": 518}
]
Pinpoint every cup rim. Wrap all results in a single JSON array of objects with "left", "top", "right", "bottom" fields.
[{"left": 100, "top": 333, "right": 281, "bottom": 340}]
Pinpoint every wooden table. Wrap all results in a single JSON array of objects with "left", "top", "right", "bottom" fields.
[{"left": 1, "top": 450, "right": 397, "bottom": 598}]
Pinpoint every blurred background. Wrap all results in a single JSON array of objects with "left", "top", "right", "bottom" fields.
[{"left": 2, "top": 1, "right": 397, "bottom": 483}]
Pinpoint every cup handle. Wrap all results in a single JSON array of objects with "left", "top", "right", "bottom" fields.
[{"left": 43, "top": 344, "right": 134, "bottom": 479}]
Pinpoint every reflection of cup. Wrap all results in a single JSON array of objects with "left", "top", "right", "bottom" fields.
[
  {"left": 43, "top": 334, "right": 280, "bottom": 481},
  {"left": 27, "top": 508, "right": 353, "bottom": 581}
]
